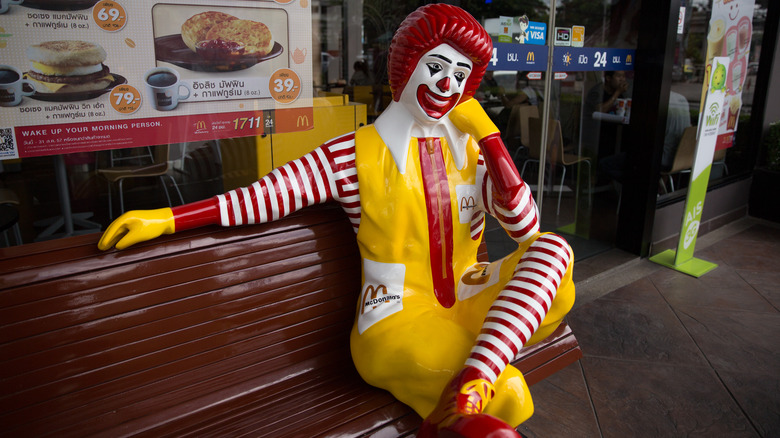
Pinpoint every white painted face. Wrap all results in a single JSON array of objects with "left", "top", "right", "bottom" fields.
[{"left": 398, "top": 43, "right": 473, "bottom": 123}]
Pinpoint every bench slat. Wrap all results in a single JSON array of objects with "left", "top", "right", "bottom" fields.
[
  {"left": 0, "top": 219, "right": 352, "bottom": 306},
  {"left": 0, "top": 243, "right": 358, "bottom": 346}
]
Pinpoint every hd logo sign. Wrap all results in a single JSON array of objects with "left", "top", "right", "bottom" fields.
[{"left": 554, "top": 27, "right": 571, "bottom": 46}]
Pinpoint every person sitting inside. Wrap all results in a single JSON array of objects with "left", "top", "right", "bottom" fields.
[{"left": 349, "top": 60, "right": 373, "bottom": 86}]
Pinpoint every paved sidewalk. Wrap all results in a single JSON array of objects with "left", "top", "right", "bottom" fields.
[{"left": 519, "top": 218, "right": 780, "bottom": 437}]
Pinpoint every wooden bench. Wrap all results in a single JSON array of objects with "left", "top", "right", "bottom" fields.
[{"left": 0, "top": 204, "right": 581, "bottom": 437}]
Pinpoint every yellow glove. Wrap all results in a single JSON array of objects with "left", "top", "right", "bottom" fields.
[
  {"left": 97, "top": 208, "right": 175, "bottom": 250},
  {"left": 450, "top": 98, "right": 522, "bottom": 203},
  {"left": 449, "top": 98, "right": 500, "bottom": 141}
]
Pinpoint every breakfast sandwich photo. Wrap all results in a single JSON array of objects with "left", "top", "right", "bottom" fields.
[{"left": 24, "top": 40, "right": 125, "bottom": 99}]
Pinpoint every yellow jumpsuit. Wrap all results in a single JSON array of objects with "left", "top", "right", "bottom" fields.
[{"left": 349, "top": 125, "right": 574, "bottom": 426}]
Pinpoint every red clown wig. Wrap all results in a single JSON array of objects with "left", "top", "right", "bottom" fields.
[{"left": 388, "top": 4, "right": 492, "bottom": 103}]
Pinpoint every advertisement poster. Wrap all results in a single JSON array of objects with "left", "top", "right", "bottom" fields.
[
  {"left": 497, "top": 16, "right": 512, "bottom": 43},
  {"left": 650, "top": 56, "right": 729, "bottom": 278},
  {"left": 699, "top": 0, "right": 755, "bottom": 150},
  {"left": 523, "top": 21, "right": 546, "bottom": 46},
  {"left": 571, "top": 25, "right": 584, "bottom": 48},
  {"left": 0, "top": 0, "right": 313, "bottom": 160}
]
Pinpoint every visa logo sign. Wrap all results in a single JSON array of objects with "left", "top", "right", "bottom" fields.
[{"left": 526, "top": 22, "right": 546, "bottom": 45}]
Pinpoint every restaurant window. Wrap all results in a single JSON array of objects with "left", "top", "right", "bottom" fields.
[
  {"left": 323, "top": 0, "right": 650, "bottom": 260},
  {"left": 659, "top": 0, "right": 769, "bottom": 201},
  {"left": 1, "top": 0, "right": 770, "bottom": 252}
]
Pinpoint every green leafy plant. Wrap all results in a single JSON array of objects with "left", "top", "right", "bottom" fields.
[{"left": 765, "top": 121, "right": 780, "bottom": 171}]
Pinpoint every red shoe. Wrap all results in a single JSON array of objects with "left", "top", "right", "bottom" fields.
[
  {"left": 417, "top": 367, "right": 522, "bottom": 438},
  {"left": 437, "top": 414, "right": 523, "bottom": 438}
]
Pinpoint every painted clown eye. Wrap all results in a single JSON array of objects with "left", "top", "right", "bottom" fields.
[
  {"left": 426, "top": 62, "right": 443, "bottom": 76},
  {"left": 454, "top": 71, "right": 466, "bottom": 85}
]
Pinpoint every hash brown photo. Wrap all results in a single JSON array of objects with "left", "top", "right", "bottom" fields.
[
  {"left": 181, "top": 11, "right": 238, "bottom": 51},
  {"left": 204, "top": 19, "right": 274, "bottom": 56}
]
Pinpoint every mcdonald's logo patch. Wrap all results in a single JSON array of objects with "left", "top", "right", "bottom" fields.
[
  {"left": 296, "top": 115, "right": 310, "bottom": 127},
  {"left": 357, "top": 258, "right": 405, "bottom": 334},
  {"left": 456, "top": 184, "right": 479, "bottom": 224},
  {"left": 626, "top": 54, "right": 633, "bottom": 64},
  {"left": 526, "top": 52, "right": 535, "bottom": 62},
  {"left": 361, "top": 284, "right": 402, "bottom": 314},
  {"left": 195, "top": 120, "right": 207, "bottom": 131},
  {"left": 457, "top": 260, "right": 502, "bottom": 301}
]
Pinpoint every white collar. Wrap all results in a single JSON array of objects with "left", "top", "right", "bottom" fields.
[{"left": 373, "top": 101, "right": 470, "bottom": 174}]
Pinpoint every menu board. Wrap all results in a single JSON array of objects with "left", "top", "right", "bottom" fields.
[{"left": 0, "top": 0, "right": 313, "bottom": 160}]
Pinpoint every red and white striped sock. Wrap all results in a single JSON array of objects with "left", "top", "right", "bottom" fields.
[{"left": 465, "top": 233, "right": 572, "bottom": 383}]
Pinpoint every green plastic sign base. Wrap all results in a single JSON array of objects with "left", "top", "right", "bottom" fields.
[{"left": 649, "top": 249, "right": 718, "bottom": 278}]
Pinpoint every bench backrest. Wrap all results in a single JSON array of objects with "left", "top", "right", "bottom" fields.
[{"left": 0, "top": 204, "right": 364, "bottom": 436}]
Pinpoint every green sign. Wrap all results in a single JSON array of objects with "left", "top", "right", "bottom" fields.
[{"left": 650, "top": 56, "right": 729, "bottom": 277}]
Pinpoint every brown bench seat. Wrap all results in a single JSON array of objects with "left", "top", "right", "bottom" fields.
[{"left": 0, "top": 204, "right": 580, "bottom": 437}]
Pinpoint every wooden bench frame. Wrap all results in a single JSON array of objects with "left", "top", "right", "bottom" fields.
[{"left": 0, "top": 204, "right": 580, "bottom": 437}]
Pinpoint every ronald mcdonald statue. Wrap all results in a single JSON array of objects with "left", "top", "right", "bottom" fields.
[{"left": 99, "top": 4, "right": 575, "bottom": 437}]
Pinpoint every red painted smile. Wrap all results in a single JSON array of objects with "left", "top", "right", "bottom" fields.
[{"left": 416, "top": 84, "right": 460, "bottom": 119}]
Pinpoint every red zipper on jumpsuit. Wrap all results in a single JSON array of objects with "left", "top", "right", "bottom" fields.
[{"left": 419, "top": 137, "right": 455, "bottom": 308}]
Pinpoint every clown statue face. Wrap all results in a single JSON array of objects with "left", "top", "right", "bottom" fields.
[{"left": 399, "top": 43, "right": 473, "bottom": 124}]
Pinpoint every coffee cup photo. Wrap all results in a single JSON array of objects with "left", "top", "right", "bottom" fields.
[
  {"left": 0, "top": 0, "right": 23, "bottom": 14},
  {"left": 144, "top": 67, "right": 191, "bottom": 111},
  {"left": 0, "top": 65, "right": 35, "bottom": 107}
]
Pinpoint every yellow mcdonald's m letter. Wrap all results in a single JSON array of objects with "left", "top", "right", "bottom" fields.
[
  {"left": 296, "top": 115, "right": 310, "bottom": 128},
  {"left": 195, "top": 120, "right": 207, "bottom": 130},
  {"left": 362, "top": 284, "right": 388, "bottom": 314},
  {"left": 460, "top": 196, "right": 476, "bottom": 211},
  {"left": 527, "top": 51, "right": 535, "bottom": 62}
]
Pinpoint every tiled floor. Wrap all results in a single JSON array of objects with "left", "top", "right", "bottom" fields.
[{"left": 515, "top": 219, "right": 780, "bottom": 437}]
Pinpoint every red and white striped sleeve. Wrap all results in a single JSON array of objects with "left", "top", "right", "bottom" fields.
[
  {"left": 478, "top": 154, "right": 539, "bottom": 244},
  {"left": 213, "top": 132, "right": 361, "bottom": 233}
]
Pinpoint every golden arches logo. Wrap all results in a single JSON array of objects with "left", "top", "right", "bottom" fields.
[
  {"left": 361, "top": 284, "right": 388, "bottom": 314},
  {"left": 526, "top": 52, "right": 535, "bottom": 62},
  {"left": 296, "top": 115, "right": 310, "bottom": 127},
  {"left": 460, "top": 196, "right": 476, "bottom": 211},
  {"left": 195, "top": 120, "right": 207, "bottom": 131}
]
